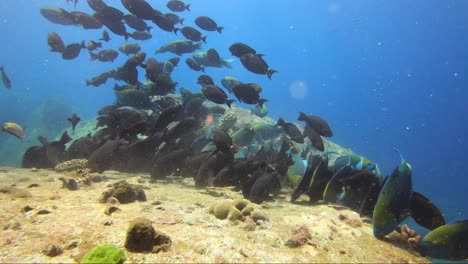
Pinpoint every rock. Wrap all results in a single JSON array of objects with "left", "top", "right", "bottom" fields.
[
  {"left": 124, "top": 217, "right": 171, "bottom": 253},
  {"left": 0, "top": 186, "right": 32, "bottom": 198},
  {"left": 285, "top": 225, "right": 311, "bottom": 248},
  {"left": 42, "top": 244, "right": 63, "bottom": 257},
  {"left": 251, "top": 210, "right": 269, "bottom": 222},
  {"left": 22, "top": 205, "right": 34, "bottom": 212},
  {"left": 27, "top": 183, "right": 40, "bottom": 188},
  {"left": 55, "top": 159, "right": 88, "bottom": 172},
  {"left": 227, "top": 207, "right": 243, "bottom": 223},
  {"left": 81, "top": 243, "right": 126, "bottom": 264},
  {"left": 99, "top": 180, "right": 146, "bottom": 204},
  {"left": 212, "top": 200, "right": 233, "bottom": 220},
  {"left": 104, "top": 205, "right": 121, "bottom": 216},
  {"left": 59, "top": 177, "right": 79, "bottom": 191}
]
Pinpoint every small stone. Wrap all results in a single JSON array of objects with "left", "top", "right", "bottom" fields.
[
  {"left": 227, "top": 207, "right": 243, "bottom": 223},
  {"left": 250, "top": 210, "right": 268, "bottom": 222},
  {"left": 104, "top": 220, "right": 113, "bottom": 226},
  {"left": 152, "top": 201, "right": 162, "bottom": 205},
  {"left": 239, "top": 248, "right": 249, "bottom": 258},
  {"left": 22, "top": 205, "right": 34, "bottom": 212},
  {"left": 59, "top": 177, "right": 79, "bottom": 191},
  {"left": 37, "top": 209, "right": 52, "bottom": 215},
  {"left": 104, "top": 205, "right": 121, "bottom": 216},
  {"left": 42, "top": 244, "right": 63, "bottom": 257},
  {"left": 66, "top": 241, "right": 79, "bottom": 250},
  {"left": 338, "top": 214, "right": 347, "bottom": 221},
  {"left": 27, "top": 183, "right": 40, "bottom": 188},
  {"left": 124, "top": 217, "right": 171, "bottom": 253}
]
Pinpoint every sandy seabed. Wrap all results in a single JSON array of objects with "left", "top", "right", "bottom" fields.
[{"left": 0, "top": 166, "right": 429, "bottom": 263}]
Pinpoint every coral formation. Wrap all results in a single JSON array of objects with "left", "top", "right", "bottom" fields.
[
  {"left": 208, "top": 198, "right": 267, "bottom": 225},
  {"left": 124, "top": 217, "right": 171, "bottom": 253},
  {"left": 80, "top": 243, "right": 126, "bottom": 264},
  {"left": 54, "top": 159, "right": 87, "bottom": 172},
  {"left": 99, "top": 180, "right": 146, "bottom": 204}
]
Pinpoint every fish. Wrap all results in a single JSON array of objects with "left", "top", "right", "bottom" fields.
[
  {"left": 87, "top": 0, "right": 108, "bottom": 12},
  {"left": 167, "top": 0, "right": 190, "bottom": 12},
  {"left": 338, "top": 169, "right": 381, "bottom": 212},
  {"left": 40, "top": 7, "right": 77, "bottom": 26},
  {"left": 86, "top": 72, "right": 110, "bottom": 87},
  {"left": 47, "top": 32, "right": 65, "bottom": 53},
  {"left": 192, "top": 51, "right": 233, "bottom": 68},
  {"left": 276, "top": 118, "right": 304, "bottom": 144},
  {"left": 221, "top": 76, "right": 242, "bottom": 93},
  {"left": 62, "top": 41, "right": 86, "bottom": 60},
  {"left": 410, "top": 192, "right": 446, "bottom": 231},
  {"left": 100, "top": 30, "right": 110, "bottom": 42},
  {"left": 150, "top": 147, "right": 193, "bottom": 178},
  {"left": 155, "top": 40, "right": 202, "bottom": 56},
  {"left": 229, "top": 42, "right": 256, "bottom": 58},
  {"left": 121, "top": 0, "right": 155, "bottom": 20},
  {"left": 165, "top": 13, "right": 184, "bottom": 26},
  {"left": 93, "top": 6, "right": 128, "bottom": 40},
  {"left": 1, "top": 122, "right": 25, "bottom": 140},
  {"left": 197, "top": 75, "right": 214, "bottom": 86},
  {"left": 90, "top": 49, "right": 119, "bottom": 62},
  {"left": 119, "top": 43, "right": 141, "bottom": 56},
  {"left": 303, "top": 125, "right": 324, "bottom": 151},
  {"left": 240, "top": 53, "right": 277, "bottom": 80},
  {"left": 232, "top": 84, "right": 267, "bottom": 107},
  {"left": 202, "top": 85, "right": 235, "bottom": 108},
  {"left": 373, "top": 151, "right": 413, "bottom": 238},
  {"left": 232, "top": 127, "right": 255, "bottom": 147},
  {"left": 0, "top": 66, "right": 12, "bottom": 89},
  {"left": 177, "top": 26, "right": 207, "bottom": 43},
  {"left": 323, "top": 162, "right": 354, "bottom": 203},
  {"left": 70, "top": 11, "right": 102, "bottom": 29},
  {"left": 195, "top": 16, "right": 223, "bottom": 33},
  {"left": 195, "top": 150, "right": 234, "bottom": 187},
  {"left": 244, "top": 167, "right": 282, "bottom": 204},
  {"left": 185, "top": 58, "right": 205, "bottom": 72},
  {"left": 128, "top": 31, "right": 152, "bottom": 41},
  {"left": 250, "top": 104, "right": 269, "bottom": 118},
  {"left": 418, "top": 219, "right": 468, "bottom": 260},
  {"left": 123, "top": 14, "right": 152, "bottom": 32},
  {"left": 67, "top": 113, "right": 81, "bottom": 132},
  {"left": 87, "top": 40, "right": 102, "bottom": 51},
  {"left": 212, "top": 129, "right": 235, "bottom": 154},
  {"left": 297, "top": 112, "right": 333, "bottom": 137},
  {"left": 87, "top": 138, "right": 123, "bottom": 173},
  {"left": 152, "top": 14, "right": 179, "bottom": 33}
]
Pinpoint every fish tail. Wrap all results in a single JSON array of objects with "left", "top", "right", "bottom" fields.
[
  {"left": 90, "top": 52, "right": 98, "bottom": 61},
  {"left": 124, "top": 32, "right": 129, "bottom": 41},
  {"left": 200, "top": 66, "right": 205, "bottom": 72},
  {"left": 173, "top": 28, "right": 179, "bottom": 35},
  {"left": 146, "top": 26, "right": 152, "bottom": 32},
  {"left": 185, "top": 4, "right": 191, "bottom": 11},
  {"left": 267, "top": 69, "right": 278, "bottom": 80},
  {"left": 276, "top": 117, "right": 285, "bottom": 127},
  {"left": 258, "top": 98, "right": 268, "bottom": 108},
  {"left": 393, "top": 147, "right": 405, "bottom": 162},
  {"left": 80, "top": 41, "right": 85, "bottom": 49},
  {"left": 226, "top": 99, "right": 235, "bottom": 108},
  {"left": 179, "top": 18, "right": 184, "bottom": 25},
  {"left": 298, "top": 111, "right": 306, "bottom": 121},
  {"left": 201, "top": 36, "right": 207, "bottom": 43},
  {"left": 217, "top": 26, "right": 224, "bottom": 34}
]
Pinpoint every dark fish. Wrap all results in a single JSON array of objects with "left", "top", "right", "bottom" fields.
[
  {"left": 40, "top": 7, "right": 77, "bottom": 26},
  {"left": 152, "top": 14, "right": 179, "bottom": 33},
  {"left": 66, "top": 133, "right": 100, "bottom": 159},
  {"left": 119, "top": 43, "right": 141, "bottom": 55},
  {"left": 232, "top": 83, "right": 267, "bottom": 107},
  {"left": 144, "top": 58, "right": 162, "bottom": 82},
  {"left": 419, "top": 220, "right": 468, "bottom": 260},
  {"left": 290, "top": 153, "right": 325, "bottom": 202},
  {"left": 410, "top": 192, "right": 446, "bottom": 231},
  {"left": 167, "top": 0, "right": 190, "bottom": 12},
  {"left": 62, "top": 41, "right": 85, "bottom": 60},
  {"left": 123, "top": 14, "right": 152, "bottom": 32},
  {"left": 67, "top": 113, "right": 81, "bottom": 132},
  {"left": 100, "top": 30, "right": 111, "bottom": 42},
  {"left": 212, "top": 129, "right": 234, "bottom": 153},
  {"left": 165, "top": 13, "right": 184, "bottom": 25},
  {"left": 87, "top": 40, "right": 102, "bottom": 51},
  {"left": 338, "top": 169, "right": 380, "bottom": 212},
  {"left": 86, "top": 72, "right": 110, "bottom": 87},
  {"left": 121, "top": 0, "right": 155, "bottom": 20},
  {"left": 70, "top": 11, "right": 102, "bottom": 29},
  {"left": 168, "top": 57, "right": 180, "bottom": 67},
  {"left": 87, "top": 138, "right": 123, "bottom": 173},
  {"left": 98, "top": 105, "right": 119, "bottom": 115},
  {"left": 22, "top": 146, "right": 47, "bottom": 168},
  {"left": 303, "top": 125, "right": 324, "bottom": 152},
  {"left": 240, "top": 53, "right": 277, "bottom": 80},
  {"left": 195, "top": 150, "right": 234, "bottom": 187},
  {"left": 1, "top": 122, "right": 25, "bottom": 140},
  {"left": 90, "top": 49, "right": 119, "bottom": 62},
  {"left": 246, "top": 169, "right": 281, "bottom": 204},
  {"left": 47, "top": 32, "right": 65, "bottom": 53},
  {"left": 150, "top": 147, "right": 193, "bottom": 178},
  {"left": 128, "top": 31, "right": 152, "bottom": 41},
  {"left": 177, "top": 26, "right": 207, "bottom": 43},
  {"left": 195, "top": 16, "right": 223, "bottom": 33},
  {"left": 232, "top": 127, "right": 255, "bottom": 147},
  {"left": 0, "top": 66, "right": 12, "bottom": 89},
  {"left": 221, "top": 76, "right": 241, "bottom": 93},
  {"left": 297, "top": 112, "right": 333, "bottom": 137},
  {"left": 93, "top": 6, "right": 128, "bottom": 40},
  {"left": 206, "top": 48, "right": 221, "bottom": 64},
  {"left": 114, "top": 52, "right": 146, "bottom": 85},
  {"left": 202, "top": 85, "right": 235, "bottom": 108},
  {"left": 87, "top": 0, "right": 108, "bottom": 12},
  {"left": 155, "top": 40, "right": 201, "bottom": 56},
  {"left": 276, "top": 118, "right": 304, "bottom": 144},
  {"left": 196, "top": 75, "right": 214, "bottom": 86},
  {"left": 185, "top": 58, "right": 204, "bottom": 72},
  {"left": 229, "top": 42, "right": 256, "bottom": 58},
  {"left": 323, "top": 164, "right": 354, "bottom": 203},
  {"left": 152, "top": 104, "right": 182, "bottom": 133}
]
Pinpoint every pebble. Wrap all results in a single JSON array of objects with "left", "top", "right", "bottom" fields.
[{"left": 42, "top": 244, "right": 63, "bottom": 257}]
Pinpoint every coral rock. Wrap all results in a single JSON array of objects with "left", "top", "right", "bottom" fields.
[
  {"left": 124, "top": 217, "right": 171, "bottom": 253},
  {"left": 99, "top": 180, "right": 146, "bottom": 204}
]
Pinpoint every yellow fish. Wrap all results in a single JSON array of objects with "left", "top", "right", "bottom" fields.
[{"left": 1, "top": 122, "right": 25, "bottom": 140}]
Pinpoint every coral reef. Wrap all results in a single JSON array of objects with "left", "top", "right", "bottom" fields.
[
  {"left": 208, "top": 198, "right": 267, "bottom": 225},
  {"left": 54, "top": 159, "right": 87, "bottom": 172},
  {"left": 99, "top": 180, "right": 146, "bottom": 204}
]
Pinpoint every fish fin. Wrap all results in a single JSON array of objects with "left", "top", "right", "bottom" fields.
[
  {"left": 173, "top": 28, "right": 179, "bottom": 34},
  {"left": 267, "top": 69, "right": 278, "bottom": 80},
  {"left": 356, "top": 157, "right": 364, "bottom": 170},
  {"left": 59, "top": 131, "right": 72, "bottom": 144},
  {"left": 217, "top": 27, "right": 224, "bottom": 34},
  {"left": 123, "top": 32, "right": 129, "bottom": 41},
  {"left": 89, "top": 52, "right": 98, "bottom": 61},
  {"left": 393, "top": 147, "right": 405, "bottom": 162},
  {"left": 38, "top": 136, "right": 49, "bottom": 145},
  {"left": 146, "top": 26, "right": 152, "bottom": 32},
  {"left": 186, "top": 4, "right": 190, "bottom": 11},
  {"left": 201, "top": 36, "right": 207, "bottom": 43},
  {"left": 179, "top": 18, "right": 184, "bottom": 25},
  {"left": 298, "top": 111, "right": 306, "bottom": 121},
  {"left": 80, "top": 41, "right": 85, "bottom": 49},
  {"left": 226, "top": 99, "right": 235, "bottom": 108},
  {"left": 258, "top": 99, "right": 268, "bottom": 108}
]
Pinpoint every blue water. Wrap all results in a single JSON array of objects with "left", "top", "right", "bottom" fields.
[{"left": 1, "top": 0, "right": 467, "bottom": 257}]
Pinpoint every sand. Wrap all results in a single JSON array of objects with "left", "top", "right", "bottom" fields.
[{"left": 0, "top": 166, "right": 429, "bottom": 263}]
